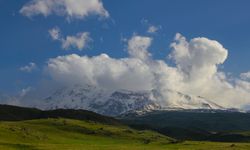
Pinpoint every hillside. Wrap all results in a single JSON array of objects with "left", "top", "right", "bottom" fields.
[
  {"left": 1, "top": 118, "right": 250, "bottom": 150},
  {"left": 0, "top": 104, "right": 119, "bottom": 125},
  {"left": 0, "top": 105, "right": 250, "bottom": 149},
  {"left": 0, "top": 118, "right": 175, "bottom": 150},
  {"left": 120, "top": 110, "right": 250, "bottom": 142},
  {"left": 2, "top": 104, "right": 250, "bottom": 143}
]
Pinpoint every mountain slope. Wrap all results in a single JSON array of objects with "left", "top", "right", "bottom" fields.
[
  {"left": 39, "top": 85, "right": 225, "bottom": 116},
  {"left": 0, "top": 113, "right": 250, "bottom": 149},
  {"left": 121, "top": 110, "right": 250, "bottom": 131},
  {"left": 1, "top": 104, "right": 250, "bottom": 144},
  {"left": 0, "top": 118, "right": 176, "bottom": 150},
  {"left": 120, "top": 110, "right": 250, "bottom": 142}
]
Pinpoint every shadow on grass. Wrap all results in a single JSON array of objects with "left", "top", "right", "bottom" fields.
[{"left": 0, "top": 142, "right": 37, "bottom": 150}]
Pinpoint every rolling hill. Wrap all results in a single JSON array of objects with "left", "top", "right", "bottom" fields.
[
  {"left": 1, "top": 104, "right": 250, "bottom": 149},
  {"left": 0, "top": 104, "right": 176, "bottom": 149},
  {"left": 0, "top": 104, "right": 118, "bottom": 125},
  {"left": 0, "top": 118, "right": 176, "bottom": 150},
  {"left": 120, "top": 110, "right": 250, "bottom": 142},
  {"left": 1, "top": 118, "right": 250, "bottom": 150}
]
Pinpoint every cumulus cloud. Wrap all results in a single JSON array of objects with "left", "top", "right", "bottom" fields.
[
  {"left": 20, "top": 0, "right": 109, "bottom": 20},
  {"left": 167, "top": 34, "right": 250, "bottom": 108},
  {"left": 49, "top": 27, "right": 91, "bottom": 50},
  {"left": 170, "top": 33, "right": 228, "bottom": 80},
  {"left": 42, "top": 33, "right": 250, "bottom": 109},
  {"left": 20, "top": 62, "right": 37, "bottom": 72},
  {"left": 46, "top": 54, "right": 154, "bottom": 91},
  {"left": 127, "top": 35, "right": 152, "bottom": 61},
  {"left": 62, "top": 32, "right": 91, "bottom": 50},
  {"left": 168, "top": 33, "right": 229, "bottom": 95}
]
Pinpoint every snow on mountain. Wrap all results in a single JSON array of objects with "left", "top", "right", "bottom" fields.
[
  {"left": 152, "top": 89, "right": 224, "bottom": 110},
  {"left": 89, "top": 90, "right": 161, "bottom": 116},
  {"left": 40, "top": 84, "right": 110, "bottom": 110},
  {"left": 38, "top": 84, "right": 225, "bottom": 116}
]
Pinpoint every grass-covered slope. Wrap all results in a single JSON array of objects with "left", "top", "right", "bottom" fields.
[
  {"left": 121, "top": 111, "right": 250, "bottom": 142},
  {"left": 121, "top": 111, "right": 250, "bottom": 131},
  {"left": 0, "top": 105, "right": 250, "bottom": 149},
  {"left": 0, "top": 118, "right": 175, "bottom": 150},
  {"left": 1, "top": 118, "right": 250, "bottom": 150}
]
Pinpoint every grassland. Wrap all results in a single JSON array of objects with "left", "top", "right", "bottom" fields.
[{"left": 0, "top": 118, "right": 250, "bottom": 150}]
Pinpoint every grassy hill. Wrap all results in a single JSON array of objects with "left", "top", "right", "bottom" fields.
[
  {"left": 1, "top": 118, "right": 250, "bottom": 150},
  {"left": 121, "top": 110, "right": 250, "bottom": 131},
  {"left": 0, "top": 118, "right": 174, "bottom": 150},
  {"left": 120, "top": 111, "right": 250, "bottom": 142},
  {"left": 1, "top": 105, "right": 250, "bottom": 149}
]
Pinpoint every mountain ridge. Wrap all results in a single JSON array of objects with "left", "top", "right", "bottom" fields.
[
  {"left": 0, "top": 104, "right": 119, "bottom": 125},
  {"left": 36, "top": 84, "right": 230, "bottom": 116}
]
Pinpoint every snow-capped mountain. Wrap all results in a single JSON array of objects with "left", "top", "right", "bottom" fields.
[
  {"left": 89, "top": 90, "right": 161, "bottom": 116},
  {"left": 38, "top": 84, "right": 225, "bottom": 116},
  {"left": 152, "top": 89, "right": 224, "bottom": 110}
]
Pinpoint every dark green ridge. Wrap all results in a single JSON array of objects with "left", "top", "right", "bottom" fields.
[{"left": 0, "top": 104, "right": 119, "bottom": 125}]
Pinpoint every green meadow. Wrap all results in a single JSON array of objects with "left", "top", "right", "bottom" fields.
[{"left": 0, "top": 118, "right": 250, "bottom": 150}]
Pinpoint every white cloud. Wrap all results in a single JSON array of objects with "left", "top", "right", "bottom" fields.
[
  {"left": 46, "top": 53, "right": 154, "bottom": 91},
  {"left": 62, "top": 32, "right": 91, "bottom": 50},
  {"left": 147, "top": 25, "right": 160, "bottom": 33},
  {"left": 167, "top": 34, "right": 250, "bottom": 108},
  {"left": 240, "top": 72, "right": 250, "bottom": 80},
  {"left": 49, "top": 27, "right": 91, "bottom": 51},
  {"left": 128, "top": 35, "right": 152, "bottom": 61},
  {"left": 20, "top": 0, "right": 109, "bottom": 20},
  {"left": 36, "top": 34, "right": 250, "bottom": 109},
  {"left": 20, "top": 62, "right": 37, "bottom": 72},
  {"left": 170, "top": 33, "right": 228, "bottom": 80}
]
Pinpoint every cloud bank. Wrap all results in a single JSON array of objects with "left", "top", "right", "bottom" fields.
[
  {"left": 20, "top": 0, "right": 109, "bottom": 20},
  {"left": 44, "top": 33, "right": 250, "bottom": 108}
]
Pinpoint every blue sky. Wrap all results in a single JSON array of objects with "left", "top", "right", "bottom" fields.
[{"left": 0, "top": 0, "right": 250, "bottom": 94}]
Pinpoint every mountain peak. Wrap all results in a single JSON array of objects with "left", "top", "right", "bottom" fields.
[{"left": 35, "top": 84, "right": 226, "bottom": 116}]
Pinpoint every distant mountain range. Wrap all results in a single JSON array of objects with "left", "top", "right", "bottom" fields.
[
  {"left": 33, "top": 84, "right": 236, "bottom": 116},
  {"left": 0, "top": 84, "right": 242, "bottom": 116}
]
